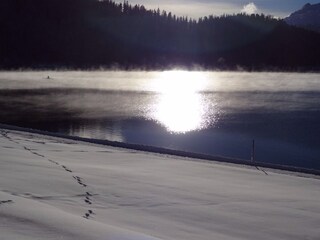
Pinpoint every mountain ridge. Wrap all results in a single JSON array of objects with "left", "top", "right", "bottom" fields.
[{"left": 285, "top": 3, "right": 320, "bottom": 32}]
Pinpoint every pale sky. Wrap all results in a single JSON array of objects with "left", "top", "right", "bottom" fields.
[{"left": 115, "top": 0, "right": 320, "bottom": 19}]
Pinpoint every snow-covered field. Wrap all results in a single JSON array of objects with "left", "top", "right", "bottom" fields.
[{"left": 1, "top": 128, "right": 320, "bottom": 240}]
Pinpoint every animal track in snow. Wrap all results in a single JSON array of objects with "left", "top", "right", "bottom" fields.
[
  {"left": 73, "top": 176, "right": 87, "bottom": 187},
  {"left": 15, "top": 136, "right": 93, "bottom": 216},
  {"left": 0, "top": 200, "right": 13, "bottom": 205},
  {"left": 2, "top": 145, "right": 14, "bottom": 149},
  {"left": 48, "top": 159, "right": 60, "bottom": 165},
  {"left": 23, "top": 146, "right": 45, "bottom": 158},
  {"left": 62, "top": 165, "right": 73, "bottom": 173},
  {"left": 1, "top": 131, "right": 98, "bottom": 220},
  {"left": 32, "top": 152, "right": 45, "bottom": 158},
  {"left": 0, "top": 131, "right": 20, "bottom": 144},
  {"left": 83, "top": 209, "right": 95, "bottom": 219}
]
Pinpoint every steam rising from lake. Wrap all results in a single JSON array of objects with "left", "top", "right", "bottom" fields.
[{"left": 1, "top": 71, "right": 320, "bottom": 92}]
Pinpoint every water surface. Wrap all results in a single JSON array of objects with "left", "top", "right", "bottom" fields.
[{"left": 0, "top": 71, "right": 319, "bottom": 170}]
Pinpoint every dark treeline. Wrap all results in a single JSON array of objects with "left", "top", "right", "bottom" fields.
[{"left": 1, "top": 0, "right": 320, "bottom": 70}]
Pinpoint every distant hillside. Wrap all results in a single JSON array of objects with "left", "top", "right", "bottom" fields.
[
  {"left": 1, "top": 0, "right": 320, "bottom": 70},
  {"left": 285, "top": 3, "right": 320, "bottom": 33}
]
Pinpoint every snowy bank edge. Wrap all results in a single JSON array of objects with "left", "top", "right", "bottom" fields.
[{"left": 1, "top": 123, "right": 319, "bottom": 177}]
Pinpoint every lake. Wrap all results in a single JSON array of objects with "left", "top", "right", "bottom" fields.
[{"left": 0, "top": 71, "right": 320, "bottom": 170}]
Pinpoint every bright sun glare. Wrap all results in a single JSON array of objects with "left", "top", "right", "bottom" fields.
[{"left": 149, "top": 70, "right": 211, "bottom": 133}]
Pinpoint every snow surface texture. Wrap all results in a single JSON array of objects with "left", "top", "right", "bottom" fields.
[{"left": 0, "top": 128, "right": 320, "bottom": 240}]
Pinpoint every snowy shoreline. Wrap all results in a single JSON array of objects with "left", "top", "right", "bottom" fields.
[
  {"left": 1, "top": 126, "right": 320, "bottom": 239},
  {"left": 1, "top": 123, "right": 319, "bottom": 176}
]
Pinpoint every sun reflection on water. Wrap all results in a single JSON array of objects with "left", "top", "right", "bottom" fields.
[{"left": 149, "top": 70, "right": 217, "bottom": 133}]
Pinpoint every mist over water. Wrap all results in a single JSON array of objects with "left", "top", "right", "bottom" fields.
[
  {"left": 1, "top": 71, "right": 320, "bottom": 170},
  {"left": 1, "top": 71, "right": 320, "bottom": 91}
]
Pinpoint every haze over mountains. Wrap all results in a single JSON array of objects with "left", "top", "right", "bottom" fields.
[
  {"left": 285, "top": 3, "right": 320, "bottom": 33},
  {"left": 1, "top": 0, "right": 320, "bottom": 70}
]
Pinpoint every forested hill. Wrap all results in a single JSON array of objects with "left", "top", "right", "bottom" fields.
[{"left": 1, "top": 0, "right": 320, "bottom": 70}]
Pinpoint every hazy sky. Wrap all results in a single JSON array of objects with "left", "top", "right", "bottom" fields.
[{"left": 116, "top": 0, "right": 319, "bottom": 18}]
